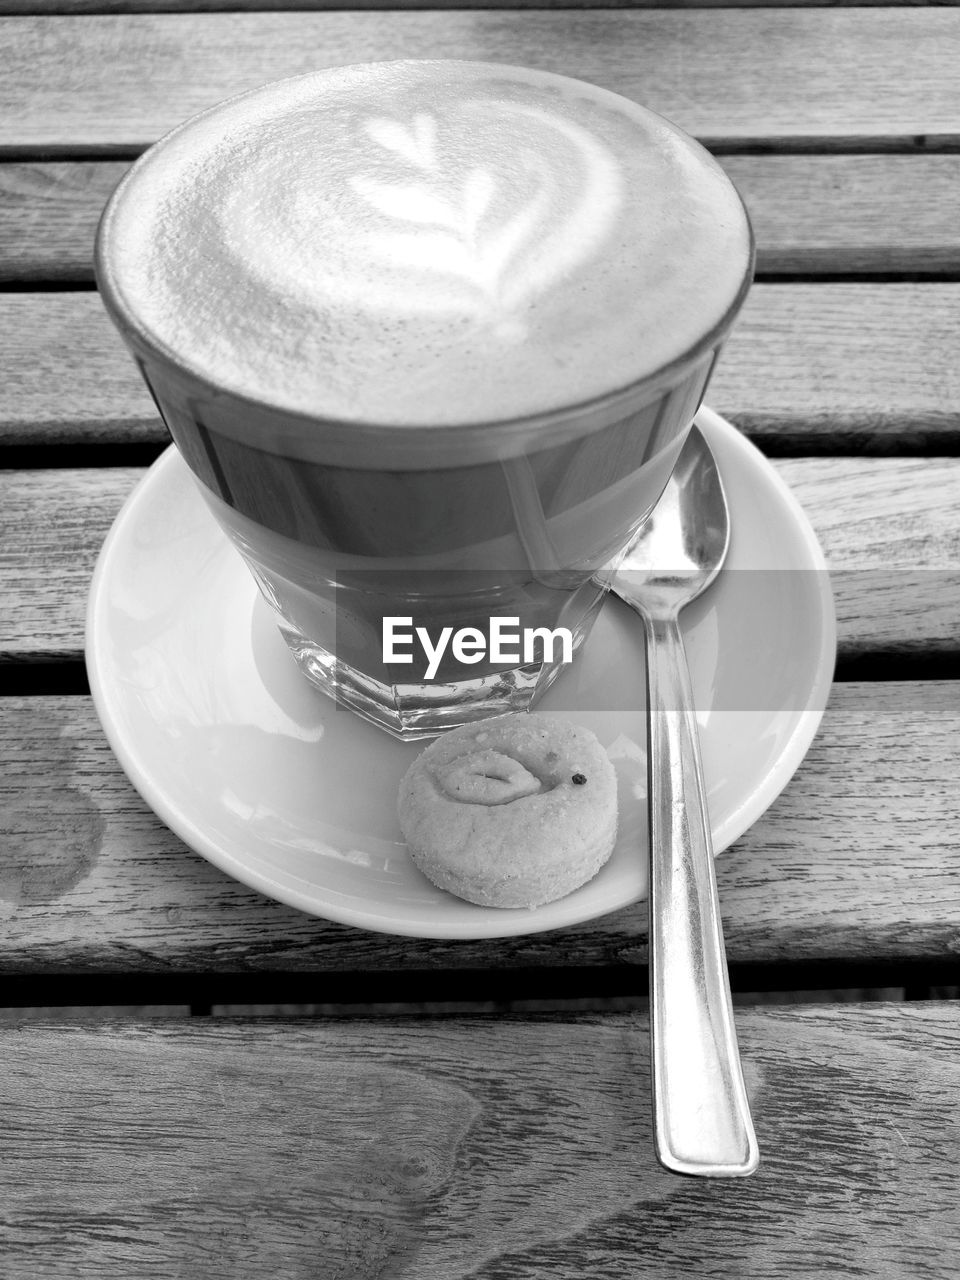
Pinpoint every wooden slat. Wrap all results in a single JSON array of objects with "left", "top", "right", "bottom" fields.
[
  {"left": 0, "top": 290, "right": 158, "bottom": 443},
  {"left": 712, "top": 283, "right": 960, "bottom": 443},
  {"left": 1, "top": 682, "right": 958, "bottom": 972},
  {"left": 0, "top": 1006, "right": 958, "bottom": 1276},
  {"left": 3, "top": 460, "right": 958, "bottom": 661},
  {"left": 0, "top": 469, "right": 128, "bottom": 662},
  {"left": 726, "top": 154, "right": 960, "bottom": 275},
  {"left": 0, "top": 162, "right": 125, "bottom": 283},
  {"left": 4, "top": 284, "right": 960, "bottom": 447},
  {"left": 4, "top": 155, "right": 960, "bottom": 284},
  {"left": 3, "top": 11, "right": 959, "bottom": 149}
]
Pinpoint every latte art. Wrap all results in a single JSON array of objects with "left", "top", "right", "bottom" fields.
[
  {"left": 349, "top": 104, "right": 622, "bottom": 333},
  {"left": 224, "top": 102, "right": 622, "bottom": 340},
  {"left": 98, "top": 62, "right": 753, "bottom": 429}
]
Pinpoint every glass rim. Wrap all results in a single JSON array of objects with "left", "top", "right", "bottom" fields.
[{"left": 94, "top": 60, "right": 757, "bottom": 467}]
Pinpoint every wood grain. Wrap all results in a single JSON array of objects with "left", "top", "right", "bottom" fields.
[
  {"left": 0, "top": 1006, "right": 958, "bottom": 1276},
  {"left": 0, "top": 290, "right": 158, "bottom": 442},
  {"left": 0, "top": 162, "right": 124, "bottom": 282},
  {"left": 1, "top": 682, "right": 958, "bottom": 973},
  {"left": 0, "top": 469, "right": 129, "bottom": 662},
  {"left": 725, "top": 155, "right": 960, "bottom": 276},
  {"left": 3, "top": 10, "right": 960, "bottom": 149},
  {"left": 4, "top": 284, "right": 960, "bottom": 447},
  {"left": 3, "top": 460, "right": 958, "bottom": 661},
  {"left": 710, "top": 283, "right": 960, "bottom": 444}
]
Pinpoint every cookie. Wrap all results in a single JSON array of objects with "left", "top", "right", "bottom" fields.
[{"left": 397, "top": 712, "right": 618, "bottom": 908}]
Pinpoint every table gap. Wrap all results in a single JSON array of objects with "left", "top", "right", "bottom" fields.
[
  {"left": 8, "top": 273, "right": 960, "bottom": 298},
  {"left": 0, "top": 663, "right": 91, "bottom": 696},
  {"left": 1, "top": 962, "right": 958, "bottom": 1010},
  {"left": 755, "top": 271, "right": 960, "bottom": 285},
  {"left": 5, "top": 139, "right": 960, "bottom": 165},
  {"left": 5, "top": 432, "right": 960, "bottom": 472},
  {"left": 2, "top": 652, "right": 960, "bottom": 697},
  {"left": 1, "top": 1, "right": 959, "bottom": 15},
  {"left": 1, "top": 989, "right": 958, "bottom": 1024},
  {"left": 0, "top": 281, "right": 99, "bottom": 294}
]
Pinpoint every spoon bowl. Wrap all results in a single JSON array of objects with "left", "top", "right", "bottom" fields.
[{"left": 616, "top": 424, "right": 730, "bottom": 606}]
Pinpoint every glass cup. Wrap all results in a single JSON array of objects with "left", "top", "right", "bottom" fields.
[{"left": 95, "top": 61, "right": 754, "bottom": 739}]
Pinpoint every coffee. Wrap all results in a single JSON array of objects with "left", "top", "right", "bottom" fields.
[
  {"left": 96, "top": 62, "right": 753, "bottom": 737},
  {"left": 99, "top": 61, "right": 749, "bottom": 438}
]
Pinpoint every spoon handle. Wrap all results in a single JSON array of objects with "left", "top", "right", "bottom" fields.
[{"left": 643, "top": 610, "right": 759, "bottom": 1177}]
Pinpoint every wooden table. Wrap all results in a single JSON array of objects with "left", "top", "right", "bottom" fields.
[{"left": 3, "top": 4, "right": 960, "bottom": 1275}]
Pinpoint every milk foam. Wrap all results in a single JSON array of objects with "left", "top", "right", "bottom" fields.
[
  {"left": 224, "top": 101, "right": 622, "bottom": 338},
  {"left": 99, "top": 62, "right": 752, "bottom": 427}
]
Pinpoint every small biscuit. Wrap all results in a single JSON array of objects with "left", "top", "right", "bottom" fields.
[{"left": 398, "top": 712, "right": 618, "bottom": 908}]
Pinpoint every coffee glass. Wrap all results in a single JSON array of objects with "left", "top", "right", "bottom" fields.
[{"left": 95, "top": 61, "right": 753, "bottom": 739}]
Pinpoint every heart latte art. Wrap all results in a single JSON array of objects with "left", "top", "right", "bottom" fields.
[
  {"left": 224, "top": 102, "right": 622, "bottom": 339},
  {"left": 99, "top": 62, "right": 752, "bottom": 427}
]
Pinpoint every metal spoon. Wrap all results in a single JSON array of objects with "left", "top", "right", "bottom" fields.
[{"left": 611, "top": 422, "right": 759, "bottom": 1177}]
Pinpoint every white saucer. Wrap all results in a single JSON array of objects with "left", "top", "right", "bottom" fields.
[{"left": 86, "top": 407, "right": 835, "bottom": 939}]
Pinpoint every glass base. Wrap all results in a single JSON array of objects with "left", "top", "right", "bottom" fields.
[{"left": 276, "top": 622, "right": 591, "bottom": 740}]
